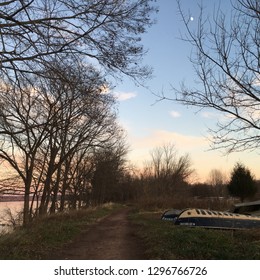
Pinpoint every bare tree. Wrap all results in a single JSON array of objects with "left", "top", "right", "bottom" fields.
[
  {"left": 64, "top": 151, "right": 94, "bottom": 210},
  {"left": 145, "top": 143, "right": 194, "bottom": 192},
  {"left": 168, "top": 0, "right": 260, "bottom": 153},
  {"left": 35, "top": 61, "right": 121, "bottom": 216},
  {"left": 0, "top": 77, "right": 54, "bottom": 225},
  {"left": 0, "top": 59, "right": 121, "bottom": 224},
  {"left": 0, "top": 0, "right": 157, "bottom": 82},
  {"left": 208, "top": 169, "right": 227, "bottom": 197},
  {"left": 208, "top": 169, "right": 226, "bottom": 188}
]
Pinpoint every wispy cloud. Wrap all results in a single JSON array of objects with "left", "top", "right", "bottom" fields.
[
  {"left": 170, "top": 110, "right": 181, "bottom": 118},
  {"left": 113, "top": 91, "right": 137, "bottom": 101},
  {"left": 127, "top": 130, "right": 208, "bottom": 166},
  {"left": 131, "top": 130, "right": 207, "bottom": 150}
]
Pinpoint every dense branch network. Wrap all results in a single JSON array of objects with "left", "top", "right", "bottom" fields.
[{"left": 0, "top": 0, "right": 157, "bottom": 81}]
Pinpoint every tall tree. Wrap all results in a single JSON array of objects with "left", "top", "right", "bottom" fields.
[
  {"left": 35, "top": 61, "right": 119, "bottom": 216},
  {"left": 227, "top": 162, "right": 257, "bottom": 202},
  {"left": 0, "top": 78, "right": 53, "bottom": 225},
  {"left": 170, "top": 0, "right": 260, "bottom": 153},
  {"left": 0, "top": 59, "right": 121, "bottom": 224}
]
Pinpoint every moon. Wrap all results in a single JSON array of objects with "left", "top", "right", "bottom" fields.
[{"left": 190, "top": 16, "right": 194, "bottom": 21}]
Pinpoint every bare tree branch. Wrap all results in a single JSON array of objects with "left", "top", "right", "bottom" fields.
[
  {"left": 0, "top": 0, "right": 157, "bottom": 82},
  {"left": 166, "top": 0, "right": 260, "bottom": 153}
]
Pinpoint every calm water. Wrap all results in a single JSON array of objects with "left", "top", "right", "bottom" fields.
[{"left": 0, "top": 201, "right": 24, "bottom": 233}]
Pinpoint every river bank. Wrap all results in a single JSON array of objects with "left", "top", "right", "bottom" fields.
[
  {"left": 0, "top": 203, "right": 122, "bottom": 259},
  {"left": 1, "top": 203, "right": 260, "bottom": 260}
]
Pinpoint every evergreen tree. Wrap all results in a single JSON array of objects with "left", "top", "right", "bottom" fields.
[{"left": 227, "top": 163, "right": 257, "bottom": 202}]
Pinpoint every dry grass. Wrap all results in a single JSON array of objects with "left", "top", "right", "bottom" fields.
[
  {"left": 0, "top": 203, "right": 122, "bottom": 259},
  {"left": 135, "top": 194, "right": 234, "bottom": 212},
  {"left": 131, "top": 210, "right": 260, "bottom": 259}
]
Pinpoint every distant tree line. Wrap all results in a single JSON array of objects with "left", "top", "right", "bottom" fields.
[{"left": 131, "top": 147, "right": 259, "bottom": 209}]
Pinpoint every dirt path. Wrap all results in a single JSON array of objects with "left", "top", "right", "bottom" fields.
[{"left": 52, "top": 208, "right": 146, "bottom": 260}]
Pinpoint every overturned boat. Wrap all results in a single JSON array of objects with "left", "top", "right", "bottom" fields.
[
  {"left": 161, "top": 209, "right": 182, "bottom": 221},
  {"left": 174, "top": 208, "right": 260, "bottom": 230},
  {"left": 231, "top": 200, "right": 260, "bottom": 216}
]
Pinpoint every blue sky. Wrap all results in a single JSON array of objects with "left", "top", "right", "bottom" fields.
[{"left": 113, "top": 0, "right": 259, "bottom": 182}]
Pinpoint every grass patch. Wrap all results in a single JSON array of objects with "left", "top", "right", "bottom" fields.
[
  {"left": 130, "top": 210, "right": 260, "bottom": 259},
  {"left": 0, "top": 203, "right": 122, "bottom": 260}
]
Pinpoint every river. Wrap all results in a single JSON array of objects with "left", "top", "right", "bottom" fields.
[{"left": 0, "top": 201, "right": 24, "bottom": 234}]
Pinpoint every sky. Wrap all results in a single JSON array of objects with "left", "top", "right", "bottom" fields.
[{"left": 112, "top": 0, "right": 259, "bottom": 182}]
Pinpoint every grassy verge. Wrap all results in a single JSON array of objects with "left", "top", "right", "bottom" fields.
[
  {"left": 131, "top": 210, "right": 260, "bottom": 259},
  {"left": 0, "top": 203, "right": 122, "bottom": 260}
]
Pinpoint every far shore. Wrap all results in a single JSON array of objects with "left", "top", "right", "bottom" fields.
[{"left": 0, "top": 196, "right": 24, "bottom": 202}]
